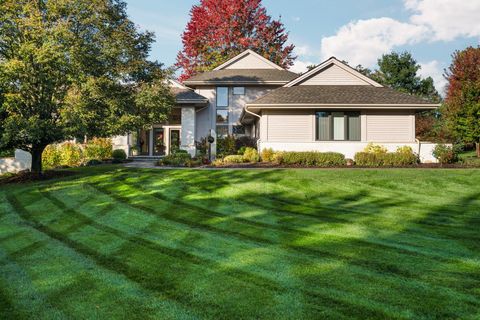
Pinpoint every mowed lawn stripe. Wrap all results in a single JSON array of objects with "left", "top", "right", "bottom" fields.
[
  {"left": 0, "top": 194, "right": 197, "bottom": 320},
  {"left": 105, "top": 172, "right": 476, "bottom": 272}
]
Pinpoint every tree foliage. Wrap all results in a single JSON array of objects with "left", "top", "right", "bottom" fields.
[
  {"left": 443, "top": 46, "right": 480, "bottom": 156},
  {"left": 372, "top": 52, "right": 441, "bottom": 102},
  {"left": 176, "top": 0, "right": 296, "bottom": 81},
  {"left": 0, "top": 0, "right": 175, "bottom": 173}
]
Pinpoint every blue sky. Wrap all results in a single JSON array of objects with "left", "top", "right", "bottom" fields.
[{"left": 125, "top": 0, "right": 480, "bottom": 94}]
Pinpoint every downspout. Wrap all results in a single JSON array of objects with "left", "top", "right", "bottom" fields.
[{"left": 244, "top": 105, "right": 262, "bottom": 150}]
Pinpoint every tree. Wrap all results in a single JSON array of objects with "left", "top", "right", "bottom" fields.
[
  {"left": 176, "top": 0, "right": 295, "bottom": 81},
  {"left": 444, "top": 46, "right": 480, "bottom": 157},
  {"left": 374, "top": 52, "right": 441, "bottom": 102},
  {"left": 0, "top": 0, "right": 175, "bottom": 174}
]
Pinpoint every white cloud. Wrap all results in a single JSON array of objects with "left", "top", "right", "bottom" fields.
[
  {"left": 292, "top": 16, "right": 301, "bottom": 22},
  {"left": 406, "top": 0, "right": 480, "bottom": 41},
  {"left": 318, "top": 0, "right": 480, "bottom": 68},
  {"left": 320, "top": 18, "right": 428, "bottom": 67},
  {"left": 418, "top": 60, "right": 448, "bottom": 94},
  {"left": 290, "top": 60, "right": 316, "bottom": 74},
  {"left": 294, "top": 45, "right": 313, "bottom": 56}
]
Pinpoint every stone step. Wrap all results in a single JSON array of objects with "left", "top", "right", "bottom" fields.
[{"left": 129, "top": 156, "right": 164, "bottom": 162}]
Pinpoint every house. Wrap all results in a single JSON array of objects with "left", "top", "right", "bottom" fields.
[{"left": 115, "top": 49, "right": 440, "bottom": 162}]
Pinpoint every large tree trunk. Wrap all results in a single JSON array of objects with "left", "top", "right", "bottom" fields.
[
  {"left": 30, "top": 145, "right": 46, "bottom": 175},
  {"left": 476, "top": 142, "right": 480, "bottom": 158}
]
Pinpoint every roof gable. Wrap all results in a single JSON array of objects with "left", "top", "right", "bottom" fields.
[
  {"left": 214, "top": 49, "right": 284, "bottom": 70},
  {"left": 285, "top": 57, "right": 383, "bottom": 88}
]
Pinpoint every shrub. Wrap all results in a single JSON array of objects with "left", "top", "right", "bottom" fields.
[
  {"left": 433, "top": 144, "right": 458, "bottom": 164},
  {"left": 84, "top": 138, "right": 112, "bottom": 160},
  {"left": 272, "top": 152, "right": 284, "bottom": 164},
  {"left": 235, "top": 136, "right": 257, "bottom": 150},
  {"left": 60, "top": 142, "right": 83, "bottom": 167},
  {"left": 175, "top": 149, "right": 189, "bottom": 154},
  {"left": 223, "top": 155, "right": 245, "bottom": 164},
  {"left": 243, "top": 147, "right": 259, "bottom": 163},
  {"left": 158, "top": 153, "right": 192, "bottom": 167},
  {"left": 217, "top": 135, "right": 236, "bottom": 156},
  {"left": 396, "top": 145, "right": 414, "bottom": 154},
  {"left": 279, "top": 152, "right": 346, "bottom": 167},
  {"left": 42, "top": 145, "right": 62, "bottom": 169},
  {"left": 211, "top": 158, "right": 224, "bottom": 167},
  {"left": 112, "top": 149, "right": 127, "bottom": 163},
  {"left": 195, "top": 138, "right": 208, "bottom": 156},
  {"left": 186, "top": 158, "right": 203, "bottom": 168},
  {"left": 237, "top": 146, "right": 247, "bottom": 155},
  {"left": 0, "top": 148, "right": 14, "bottom": 158},
  {"left": 261, "top": 148, "right": 275, "bottom": 162},
  {"left": 354, "top": 151, "right": 418, "bottom": 167},
  {"left": 364, "top": 143, "right": 388, "bottom": 154}
]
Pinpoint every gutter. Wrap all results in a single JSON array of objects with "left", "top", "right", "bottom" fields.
[{"left": 246, "top": 103, "right": 440, "bottom": 109}]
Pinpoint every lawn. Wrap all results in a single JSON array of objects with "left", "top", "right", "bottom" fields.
[{"left": 1, "top": 166, "right": 479, "bottom": 319}]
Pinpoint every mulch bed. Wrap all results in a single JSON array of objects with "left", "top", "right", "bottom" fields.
[{"left": 0, "top": 170, "right": 78, "bottom": 186}]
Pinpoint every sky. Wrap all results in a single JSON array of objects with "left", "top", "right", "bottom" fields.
[{"left": 124, "top": 0, "right": 480, "bottom": 95}]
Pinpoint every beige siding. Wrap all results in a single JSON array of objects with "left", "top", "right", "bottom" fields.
[
  {"left": 223, "top": 54, "right": 277, "bottom": 69},
  {"left": 299, "top": 64, "right": 369, "bottom": 86},
  {"left": 366, "top": 110, "right": 415, "bottom": 142},
  {"left": 264, "top": 110, "right": 314, "bottom": 142},
  {"left": 194, "top": 87, "right": 216, "bottom": 139}
]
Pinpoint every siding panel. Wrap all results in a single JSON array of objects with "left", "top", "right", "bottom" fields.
[
  {"left": 266, "top": 110, "right": 313, "bottom": 142},
  {"left": 300, "top": 65, "right": 369, "bottom": 86},
  {"left": 366, "top": 110, "right": 414, "bottom": 142}
]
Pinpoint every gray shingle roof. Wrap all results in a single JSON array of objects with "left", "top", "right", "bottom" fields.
[
  {"left": 184, "top": 69, "right": 299, "bottom": 84},
  {"left": 249, "top": 85, "right": 438, "bottom": 106},
  {"left": 171, "top": 88, "right": 208, "bottom": 103}
]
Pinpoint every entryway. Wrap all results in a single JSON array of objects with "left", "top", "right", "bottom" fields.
[{"left": 134, "top": 126, "right": 181, "bottom": 157}]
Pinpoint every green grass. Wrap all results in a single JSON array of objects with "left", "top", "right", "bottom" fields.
[
  {"left": 1, "top": 166, "right": 480, "bottom": 319},
  {"left": 459, "top": 150, "right": 480, "bottom": 166}
]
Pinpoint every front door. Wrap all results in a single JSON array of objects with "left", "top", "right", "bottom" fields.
[
  {"left": 153, "top": 128, "right": 166, "bottom": 156},
  {"left": 138, "top": 130, "right": 150, "bottom": 156},
  {"left": 169, "top": 129, "right": 181, "bottom": 154}
]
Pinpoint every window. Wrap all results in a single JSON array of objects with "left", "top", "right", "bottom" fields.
[
  {"left": 233, "top": 87, "right": 245, "bottom": 95},
  {"left": 216, "top": 110, "right": 229, "bottom": 138},
  {"left": 233, "top": 125, "right": 246, "bottom": 135},
  {"left": 316, "top": 111, "right": 361, "bottom": 141},
  {"left": 216, "top": 87, "right": 229, "bottom": 107}
]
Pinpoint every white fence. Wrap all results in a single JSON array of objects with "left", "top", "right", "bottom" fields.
[{"left": 0, "top": 150, "right": 32, "bottom": 175}]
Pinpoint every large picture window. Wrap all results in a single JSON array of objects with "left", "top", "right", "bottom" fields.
[{"left": 316, "top": 111, "right": 361, "bottom": 141}]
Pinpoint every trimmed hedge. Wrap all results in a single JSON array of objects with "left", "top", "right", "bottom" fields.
[
  {"left": 223, "top": 155, "right": 245, "bottom": 164},
  {"left": 355, "top": 152, "right": 418, "bottom": 166},
  {"left": 278, "top": 152, "right": 346, "bottom": 167},
  {"left": 112, "top": 149, "right": 127, "bottom": 163},
  {"left": 158, "top": 152, "right": 192, "bottom": 167}
]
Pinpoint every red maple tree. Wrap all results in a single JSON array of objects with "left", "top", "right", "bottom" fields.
[
  {"left": 176, "top": 0, "right": 296, "bottom": 81},
  {"left": 444, "top": 46, "right": 480, "bottom": 156}
]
